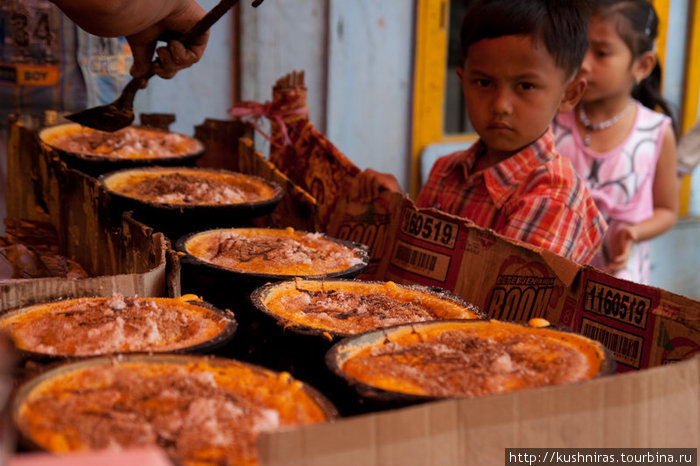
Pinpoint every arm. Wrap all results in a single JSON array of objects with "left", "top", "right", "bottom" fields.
[
  {"left": 608, "top": 125, "right": 678, "bottom": 270},
  {"left": 50, "top": 0, "right": 208, "bottom": 79}
]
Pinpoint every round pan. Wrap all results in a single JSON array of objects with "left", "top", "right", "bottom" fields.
[
  {"left": 326, "top": 319, "right": 616, "bottom": 408},
  {"left": 250, "top": 278, "right": 485, "bottom": 342},
  {"left": 100, "top": 166, "right": 284, "bottom": 231},
  {"left": 176, "top": 227, "right": 370, "bottom": 285},
  {"left": 11, "top": 354, "right": 338, "bottom": 460},
  {"left": 0, "top": 295, "right": 237, "bottom": 360},
  {"left": 39, "top": 123, "right": 204, "bottom": 177}
]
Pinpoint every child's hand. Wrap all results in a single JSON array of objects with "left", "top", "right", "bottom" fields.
[
  {"left": 606, "top": 225, "right": 638, "bottom": 273},
  {"left": 357, "top": 169, "right": 402, "bottom": 200}
]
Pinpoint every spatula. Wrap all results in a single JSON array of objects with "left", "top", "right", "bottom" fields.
[{"left": 67, "top": 0, "right": 264, "bottom": 132}]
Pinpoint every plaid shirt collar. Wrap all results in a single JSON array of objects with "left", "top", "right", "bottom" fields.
[{"left": 440, "top": 129, "right": 557, "bottom": 208}]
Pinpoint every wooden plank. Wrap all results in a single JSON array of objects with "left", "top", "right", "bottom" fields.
[
  {"left": 326, "top": 0, "right": 414, "bottom": 189},
  {"left": 260, "top": 358, "right": 700, "bottom": 465},
  {"left": 239, "top": 0, "right": 327, "bottom": 134}
]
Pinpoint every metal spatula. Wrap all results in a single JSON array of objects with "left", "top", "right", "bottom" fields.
[{"left": 67, "top": 0, "right": 264, "bottom": 132}]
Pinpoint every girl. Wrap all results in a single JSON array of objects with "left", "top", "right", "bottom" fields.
[{"left": 553, "top": 0, "right": 678, "bottom": 284}]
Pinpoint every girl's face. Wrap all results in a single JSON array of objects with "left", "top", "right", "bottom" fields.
[{"left": 578, "top": 15, "right": 646, "bottom": 103}]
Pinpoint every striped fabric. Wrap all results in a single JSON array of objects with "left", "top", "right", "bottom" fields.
[{"left": 416, "top": 129, "right": 607, "bottom": 264}]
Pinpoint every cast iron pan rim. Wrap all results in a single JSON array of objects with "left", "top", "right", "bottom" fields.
[
  {"left": 38, "top": 124, "right": 205, "bottom": 164},
  {"left": 325, "top": 318, "right": 617, "bottom": 404},
  {"left": 174, "top": 228, "right": 371, "bottom": 281},
  {"left": 11, "top": 353, "right": 340, "bottom": 454},
  {"left": 49, "top": 146, "right": 204, "bottom": 164},
  {"left": 0, "top": 296, "right": 238, "bottom": 361},
  {"left": 249, "top": 278, "right": 486, "bottom": 341},
  {"left": 98, "top": 166, "right": 284, "bottom": 211}
]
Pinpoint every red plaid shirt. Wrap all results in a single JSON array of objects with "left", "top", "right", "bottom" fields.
[{"left": 416, "top": 129, "right": 606, "bottom": 264}]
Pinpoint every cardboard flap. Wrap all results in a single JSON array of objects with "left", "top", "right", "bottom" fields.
[
  {"left": 573, "top": 267, "right": 700, "bottom": 370},
  {"left": 270, "top": 120, "right": 361, "bottom": 229},
  {"left": 538, "top": 246, "right": 583, "bottom": 288},
  {"left": 2, "top": 118, "right": 169, "bottom": 312},
  {"left": 258, "top": 356, "right": 700, "bottom": 465},
  {"left": 265, "top": 71, "right": 360, "bottom": 230},
  {"left": 376, "top": 201, "right": 583, "bottom": 323},
  {"left": 325, "top": 175, "right": 407, "bottom": 279}
]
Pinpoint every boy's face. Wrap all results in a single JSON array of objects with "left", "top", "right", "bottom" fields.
[{"left": 458, "top": 35, "right": 580, "bottom": 159}]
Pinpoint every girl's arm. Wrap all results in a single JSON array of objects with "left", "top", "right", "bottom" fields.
[
  {"left": 608, "top": 125, "right": 678, "bottom": 270},
  {"left": 50, "top": 0, "right": 208, "bottom": 79}
]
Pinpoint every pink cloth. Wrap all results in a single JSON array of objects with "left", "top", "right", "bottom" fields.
[{"left": 553, "top": 101, "right": 671, "bottom": 283}]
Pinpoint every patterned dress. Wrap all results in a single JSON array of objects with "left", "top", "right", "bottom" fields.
[{"left": 553, "top": 101, "right": 671, "bottom": 284}]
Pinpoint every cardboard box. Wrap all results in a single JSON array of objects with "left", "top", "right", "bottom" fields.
[
  {"left": 327, "top": 198, "right": 700, "bottom": 371},
  {"left": 1, "top": 116, "right": 170, "bottom": 312}
]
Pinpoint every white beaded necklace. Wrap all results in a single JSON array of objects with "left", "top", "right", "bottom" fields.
[{"left": 578, "top": 103, "right": 633, "bottom": 146}]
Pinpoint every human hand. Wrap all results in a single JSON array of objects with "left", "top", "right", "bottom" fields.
[
  {"left": 357, "top": 169, "right": 403, "bottom": 201},
  {"left": 127, "top": 0, "right": 209, "bottom": 80},
  {"left": 606, "top": 224, "right": 638, "bottom": 273}
]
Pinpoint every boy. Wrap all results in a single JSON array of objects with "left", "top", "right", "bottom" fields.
[{"left": 367, "top": 0, "right": 606, "bottom": 264}]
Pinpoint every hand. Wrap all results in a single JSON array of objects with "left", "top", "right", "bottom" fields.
[
  {"left": 357, "top": 168, "right": 403, "bottom": 201},
  {"left": 127, "top": 0, "right": 209, "bottom": 80},
  {"left": 606, "top": 225, "right": 638, "bottom": 273},
  {"left": 50, "top": 0, "right": 210, "bottom": 81}
]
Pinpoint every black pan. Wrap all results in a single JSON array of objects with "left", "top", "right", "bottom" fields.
[
  {"left": 39, "top": 123, "right": 204, "bottom": 177},
  {"left": 325, "top": 319, "right": 617, "bottom": 411},
  {"left": 100, "top": 166, "right": 284, "bottom": 237},
  {"left": 0, "top": 295, "right": 237, "bottom": 361}
]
